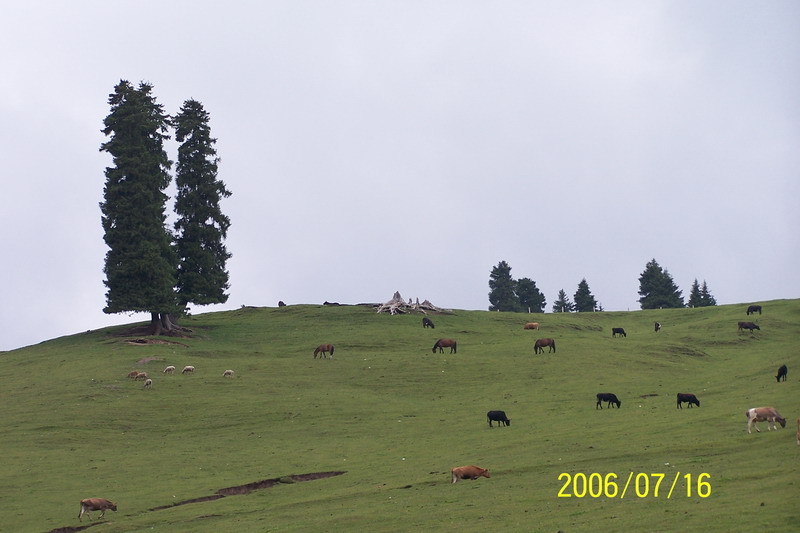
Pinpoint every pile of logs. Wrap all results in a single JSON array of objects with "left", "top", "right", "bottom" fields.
[{"left": 374, "top": 291, "right": 450, "bottom": 315}]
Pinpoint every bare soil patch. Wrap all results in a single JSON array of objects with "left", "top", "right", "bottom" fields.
[
  {"left": 150, "top": 471, "right": 346, "bottom": 511},
  {"left": 124, "top": 338, "right": 188, "bottom": 347}
]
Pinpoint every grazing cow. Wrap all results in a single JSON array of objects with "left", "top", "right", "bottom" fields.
[
  {"left": 313, "top": 344, "right": 335, "bottom": 359},
  {"left": 533, "top": 338, "right": 556, "bottom": 354},
  {"left": 654, "top": 322, "right": 661, "bottom": 332},
  {"left": 278, "top": 300, "right": 286, "bottom": 307},
  {"left": 223, "top": 369, "right": 235, "bottom": 378},
  {"left": 738, "top": 321, "right": 760, "bottom": 333},
  {"left": 676, "top": 393, "right": 700, "bottom": 408},
  {"left": 776, "top": 364, "right": 787, "bottom": 382},
  {"left": 451, "top": 465, "right": 490, "bottom": 483},
  {"left": 78, "top": 498, "right": 117, "bottom": 522},
  {"left": 422, "top": 317, "right": 435, "bottom": 329},
  {"left": 797, "top": 418, "right": 800, "bottom": 446},
  {"left": 596, "top": 393, "right": 621, "bottom": 409},
  {"left": 523, "top": 322, "right": 540, "bottom": 330},
  {"left": 143, "top": 378, "right": 153, "bottom": 389},
  {"left": 127, "top": 370, "right": 140, "bottom": 379},
  {"left": 487, "top": 410, "right": 511, "bottom": 427},
  {"left": 163, "top": 365, "right": 176, "bottom": 374},
  {"left": 612, "top": 327, "right": 627, "bottom": 338},
  {"left": 181, "top": 365, "right": 195, "bottom": 374},
  {"left": 432, "top": 338, "right": 457, "bottom": 354},
  {"left": 746, "top": 305, "right": 762, "bottom": 315},
  {"left": 746, "top": 407, "right": 787, "bottom": 433}
]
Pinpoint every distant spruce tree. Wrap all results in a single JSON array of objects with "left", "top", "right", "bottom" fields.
[
  {"left": 517, "top": 277, "right": 546, "bottom": 313},
  {"left": 173, "top": 99, "right": 232, "bottom": 310},
  {"left": 488, "top": 261, "right": 519, "bottom": 311},
  {"left": 552, "top": 289, "right": 574, "bottom": 312},
  {"left": 638, "top": 258, "right": 684, "bottom": 309},
  {"left": 100, "top": 80, "right": 178, "bottom": 334},
  {"left": 573, "top": 278, "right": 598, "bottom": 312},
  {"left": 700, "top": 280, "right": 717, "bottom": 306},
  {"left": 689, "top": 279, "right": 717, "bottom": 307}
]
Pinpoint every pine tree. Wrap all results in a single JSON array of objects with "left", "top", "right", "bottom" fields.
[
  {"left": 573, "top": 278, "right": 598, "bottom": 312},
  {"left": 688, "top": 279, "right": 703, "bottom": 308},
  {"left": 700, "top": 280, "right": 717, "bottom": 306},
  {"left": 173, "top": 99, "right": 232, "bottom": 310},
  {"left": 100, "top": 80, "right": 177, "bottom": 334},
  {"left": 516, "top": 277, "right": 546, "bottom": 313},
  {"left": 688, "top": 279, "right": 701, "bottom": 307},
  {"left": 488, "top": 261, "right": 519, "bottom": 311},
  {"left": 552, "top": 289, "right": 574, "bottom": 312},
  {"left": 637, "top": 259, "right": 684, "bottom": 309}
]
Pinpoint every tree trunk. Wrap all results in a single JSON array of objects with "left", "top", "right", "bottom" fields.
[{"left": 149, "top": 312, "right": 163, "bottom": 336}]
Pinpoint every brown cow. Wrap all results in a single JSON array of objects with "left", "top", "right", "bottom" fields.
[
  {"left": 451, "top": 465, "right": 490, "bottom": 483},
  {"left": 523, "top": 322, "right": 540, "bottom": 330},
  {"left": 738, "top": 321, "right": 760, "bottom": 333},
  {"left": 746, "top": 407, "right": 786, "bottom": 433},
  {"left": 133, "top": 372, "right": 148, "bottom": 381},
  {"left": 78, "top": 498, "right": 117, "bottom": 521}
]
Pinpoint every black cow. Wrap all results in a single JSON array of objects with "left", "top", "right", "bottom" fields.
[
  {"left": 746, "top": 305, "right": 762, "bottom": 315},
  {"left": 654, "top": 322, "right": 661, "bottom": 332},
  {"left": 596, "top": 393, "right": 621, "bottom": 409},
  {"left": 776, "top": 365, "right": 788, "bottom": 382},
  {"left": 677, "top": 393, "right": 701, "bottom": 408},
  {"left": 738, "top": 321, "right": 760, "bottom": 333},
  {"left": 612, "top": 327, "right": 627, "bottom": 338},
  {"left": 422, "top": 317, "right": 435, "bottom": 329},
  {"left": 487, "top": 410, "right": 511, "bottom": 427}
]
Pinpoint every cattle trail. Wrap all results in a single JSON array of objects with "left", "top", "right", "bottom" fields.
[
  {"left": 48, "top": 472, "right": 346, "bottom": 532},
  {"left": 151, "top": 471, "right": 347, "bottom": 510}
]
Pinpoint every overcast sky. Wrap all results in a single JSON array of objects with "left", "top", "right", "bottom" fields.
[{"left": 1, "top": 1, "right": 798, "bottom": 351}]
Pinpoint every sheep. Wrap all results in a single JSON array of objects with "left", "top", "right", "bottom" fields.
[
  {"left": 127, "top": 370, "right": 140, "bottom": 379},
  {"left": 223, "top": 369, "right": 235, "bottom": 378},
  {"left": 164, "top": 365, "right": 176, "bottom": 374},
  {"left": 134, "top": 372, "right": 149, "bottom": 381},
  {"left": 181, "top": 365, "right": 195, "bottom": 374},
  {"left": 143, "top": 378, "right": 153, "bottom": 389}
]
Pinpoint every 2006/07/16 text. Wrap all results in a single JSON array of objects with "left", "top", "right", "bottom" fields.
[{"left": 557, "top": 472, "right": 711, "bottom": 499}]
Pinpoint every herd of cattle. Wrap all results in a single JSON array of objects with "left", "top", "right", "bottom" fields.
[{"left": 78, "top": 303, "right": 793, "bottom": 521}]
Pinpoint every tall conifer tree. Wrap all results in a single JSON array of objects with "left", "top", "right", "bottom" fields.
[
  {"left": 488, "top": 261, "right": 519, "bottom": 311},
  {"left": 637, "top": 259, "right": 684, "bottom": 309},
  {"left": 173, "top": 99, "right": 232, "bottom": 310},
  {"left": 573, "top": 278, "right": 598, "bottom": 312},
  {"left": 516, "top": 277, "right": 546, "bottom": 313},
  {"left": 552, "top": 289, "right": 575, "bottom": 312},
  {"left": 100, "top": 80, "right": 177, "bottom": 333}
]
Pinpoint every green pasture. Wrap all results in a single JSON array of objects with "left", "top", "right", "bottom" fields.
[{"left": 1, "top": 300, "right": 798, "bottom": 532}]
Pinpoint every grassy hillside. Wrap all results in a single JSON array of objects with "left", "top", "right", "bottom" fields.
[{"left": 1, "top": 300, "right": 798, "bottom": 532}]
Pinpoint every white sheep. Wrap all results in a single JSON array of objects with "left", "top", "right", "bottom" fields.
[
  {"left": 181, "top": 365, "right": 195, "bottom": 374},
  {"left": 223, "top": 369, "right": 235, "bottom": 378},
  {"left": 143, "top": 378, "right": 153, "bottom": 389},
  {"left": 164, "top": 365, "right": 176, "bottom": 374}
]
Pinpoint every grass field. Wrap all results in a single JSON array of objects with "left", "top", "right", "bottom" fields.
[{"left": 1, "top": 300, "right": 798, "bottom": 532}]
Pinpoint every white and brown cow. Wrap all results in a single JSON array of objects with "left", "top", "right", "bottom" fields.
[
  {"left": 746, "top": 407, "right": 786, "bottom": 433},
  {"left": 451, "top": 465, "right": 490, "bottom": 483},
  {"left": 78, "top": 498, "right": 117, "bottom": 521}
]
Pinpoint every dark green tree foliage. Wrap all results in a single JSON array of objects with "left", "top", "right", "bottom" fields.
[
  {"left": 573, "top": 278, "right": 598, "bottom": 312},
  {"left": 100, "top": 80, "right": 177, "bottom": 330},
  {"left": 688, "top": 279, "right": 717, "bottom": 307},
  {"left": 488, "top": 261, "right": 518, "bottom": 311},
  {"left": 173, "top": 99, "right": 232, "bottom": 308},
  {"left": 638, "top": 258, "right": 684, "bottom": 309},
  {"left": 552, "top": 289, "right": 574, "bottom": 312},
  {"left": 517, "top": 277, "right": 546, "bottom": 313}
]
